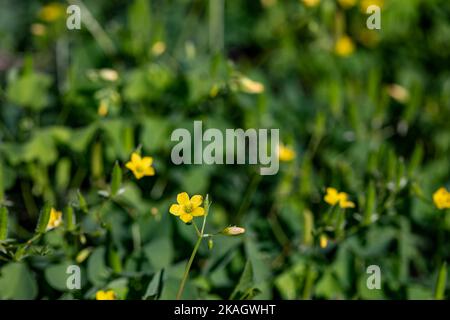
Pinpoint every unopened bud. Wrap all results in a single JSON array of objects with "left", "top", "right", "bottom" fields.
[
  {"left": 222, "top": 226, "right": 245, "bottom": 236},
  {"left": 208, "top": 238, "right": 214, "bottom": 250}
]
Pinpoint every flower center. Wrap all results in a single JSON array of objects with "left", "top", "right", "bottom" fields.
[{"left": 184, "top": 203, "right": 193, "bottom": 213}]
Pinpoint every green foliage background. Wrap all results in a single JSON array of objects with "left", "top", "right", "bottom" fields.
[{"left": 0, "top": 0, "right": 449, "bottom": 299}]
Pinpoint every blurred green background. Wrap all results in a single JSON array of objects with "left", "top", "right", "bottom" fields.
[{"left": 0, "top": 0, "right": 449, "bottom": 299}]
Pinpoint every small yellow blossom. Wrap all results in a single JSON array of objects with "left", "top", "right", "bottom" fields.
[
  {"left": 151, "top": 41, "right": 166, "bottom": 56},
  {"left": 278, "top": 144, "right": 296, "bottom": 162},
  {"left": 222, "top": 226, "right": 246, "bottom": 236},
  {"left": 96, "top": 290, "right": 116, "bottom": 300},
  {"left": 47, "top": 208, "right": 62, "bottom": 231},
  {"left": 334, "top": 35, "right": 355, "bottom": 57},
  {"left": 39, "top": 3, "right": 65, "bottom": 22},
  {"left": 433, "top": 187, "right": 450, "bottom": 210},
  {"left": 302, "top": 0, "right": 320, "bottom": 7},
  {"left": 320, "top": 234, "right": 328, "bottom": 248},
  {"left": 238, "top": 77, "right": 265, "bottom": 94},
  {"left": 98, "top": 100, "right": 109, "bottom": 117},
  {"left": 125, "top": 152, "right": 155, "bottom": 179},
  {"left": 99, "top": 69, "right": 119, "bottom": 82},
  {"left": 360, "top": 0, "right": 384, "bottom": 12},
  {"left": 324, "top": 188, "right": 355, "bottom": 209},
  {"left": 338, "top": 0, "right": 356, "bottom": 9},
  {"left": 387, "top": 84, "right": 410, "bottom": 103},
  {"left": 169, "top": 192, "right": 205, "bottom": 224},
  {"left": 31, "top": 23, "right": 47, "bottom": 36}
]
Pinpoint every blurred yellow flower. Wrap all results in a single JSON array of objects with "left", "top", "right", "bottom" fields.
[
  {"left": 302, "top": 0, "right": 320, "bottom": 7},
  {"left": 151, "top": 41, "right": 166, "bottom": 56},
  {"left": 239, "top": 76, "right": 265, "bottom": 94},
  {"left": 360, "top": 0, "right": 384, "bottom": 12},
  {"left": 320, "top": 234, "right": 328, "bottom": 248},
  {"left": 99, "top": 69, "right": 119, "bottom": 82},
  {"left": 30, "top": 23, "right": 47, "bottom": 36},
  {"left": 47, "top": 208, "right": 62, "bottom": 231},
  {"left": 433, "top": 187, "right": 450, "bottom": 210},
  {"left": 125, "top": 152, "right": 155, "bottom": 179},
  {"left": 324, "top": 188, "right": 355, "bottom": 209},
  {"left": 338, "top": 0, "right": 356, "bottom": 9},
  {"left": 39, "top": 3, "right": 65, "bottom": 22},
  {"left": 170, "top": 192, "right": 205, "bottom": 223},
  {"left": 96, "top": 290, "right": 116, "bottom": 300},
  {"left": 334, "top": 35, "right": 355, "bottom": 57},
  {"left": 278, "top": 144, "right": 296, "bottom": 162},
  {"left": 98, "top": 100, "right": 108, "bottom": 117}
]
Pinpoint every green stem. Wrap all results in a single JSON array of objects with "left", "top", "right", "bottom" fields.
[
  {"left": 176, "top": 198, "right": 209, "bottom": 300},
  {"left": 176, "top": 234, "right": 203, "bottom": 300}
]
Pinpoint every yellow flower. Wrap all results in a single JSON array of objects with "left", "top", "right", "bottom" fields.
[
  {"left": 360, "top": 0, "right": 384, "bottom": 12},
  {"left": 278, "top": 144, "right": 296, "bottom": 162},
  {"left": 324, "top": 188, "right": 355, "bottom": 209},
  {"left": 338, "top": 0, "right": 356, "bottom": 9},
  {"left": 339, "top": 192, "right": 356, "bottom": 209},
  {"left": 238, "top": 76, "right": 265, "bottom": 94},
  {"left": 433, "top": 187, "right": 450, "bottom": 210},
  {"left": 125, "top": 152, "right": 155, "bottom": 179},
  {"left": 98, "top": 100, "right": 109, "bottom": 117},
  {"left": 96, "top": 290, "right": 116, "bottom": 300},
  {"left": 302, "top": 0, "right": 320, "bottom": 7},
  {"left": 99, "top": 69, "right": 119, "bottom": 82},
  {"left": 334, "top": 35, "right": 355, "bottom": 57},
  {"left": 320, "top": 234, "right": 328, "bottom": 248},
  {"left": 151, "top": 41, "right": 166, "bottom": 56},
  {"left": 47, "top": 208, "right": 62, "bottom": 231},
  {"left": 169, "top": 192, "right": 205, "bottom": 224},
  {"left": 30, "top": 23, "right": 47, "bottom": 36},
  {"left": 39, "top": 3, "right": 65, "bottom": 22}
]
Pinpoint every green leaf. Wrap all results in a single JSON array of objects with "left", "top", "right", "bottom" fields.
[
  {"left": 87, "top": 246, "right": 111, "bottom": 287},
  {"left": 35, "top": 204, "right": 51, "bottom": 234},
  {"left": 144, "top": 237, "right": 174, "bottom": 270},
  {"left": 111, "top": 161, "right": 122, "bottom": 196},
  {"left": 6, "top": 69, "right": 52, "bottom": 111},
  {"left": 434, "top": 261, "right": 447, "bottom": 300},
  {"left": 230, "top": 260, "right": 257, "bottom": 300},
  {"left": 0, "top": 206, "right": 8, "bottom": 241},
  {"left": 143, "top": 270, "right": 164, "bottom": 300},
  {"left": 44, "top": 262, "right": 84, "bottom": 292},
  {"left": 0, "top": 263, "right": 38, "bottom": 299}
]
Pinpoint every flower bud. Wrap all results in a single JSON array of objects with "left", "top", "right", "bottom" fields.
[{"left": 221, "top": 226, "right": 245, "bottom": 236}]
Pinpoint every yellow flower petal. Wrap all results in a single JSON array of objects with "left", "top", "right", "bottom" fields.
[
  {"left": 191, "top": 207, "right": 205, "bottom": 217},
  {"left": 177, "top": 192, "right": 190, "bottom": 205},
  {"left": 433, "top": 187, "right": 450, "bottom": 210},
  {"left": 125, "top": 161, "right": 135, "bottom": 171},
  {"left": 143, "top": 167, "right": 155, "bottom": 176},
  {"left": 169, "top": 204, "right": 181, "bottom": 216},
  {"left": 324, "top": 188, "right": 340, "bottom": 206},
  {"left": 180, "top": 214, "right": 193, "bottom": 223},
  {"left": 131, "top": 152, "right": 141, "bottom": 164},
  {"left": 96, "top": 290, "right": 116, "bottom": 300},
  {"left": 190, "top": 195, "right": 203, "bottom": 208},
  {"left": 141, "top": 157, "right": 153, "bottom": 167},
  {"left": 335, "top": 36, "right": 355, "bottom": 57}
]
